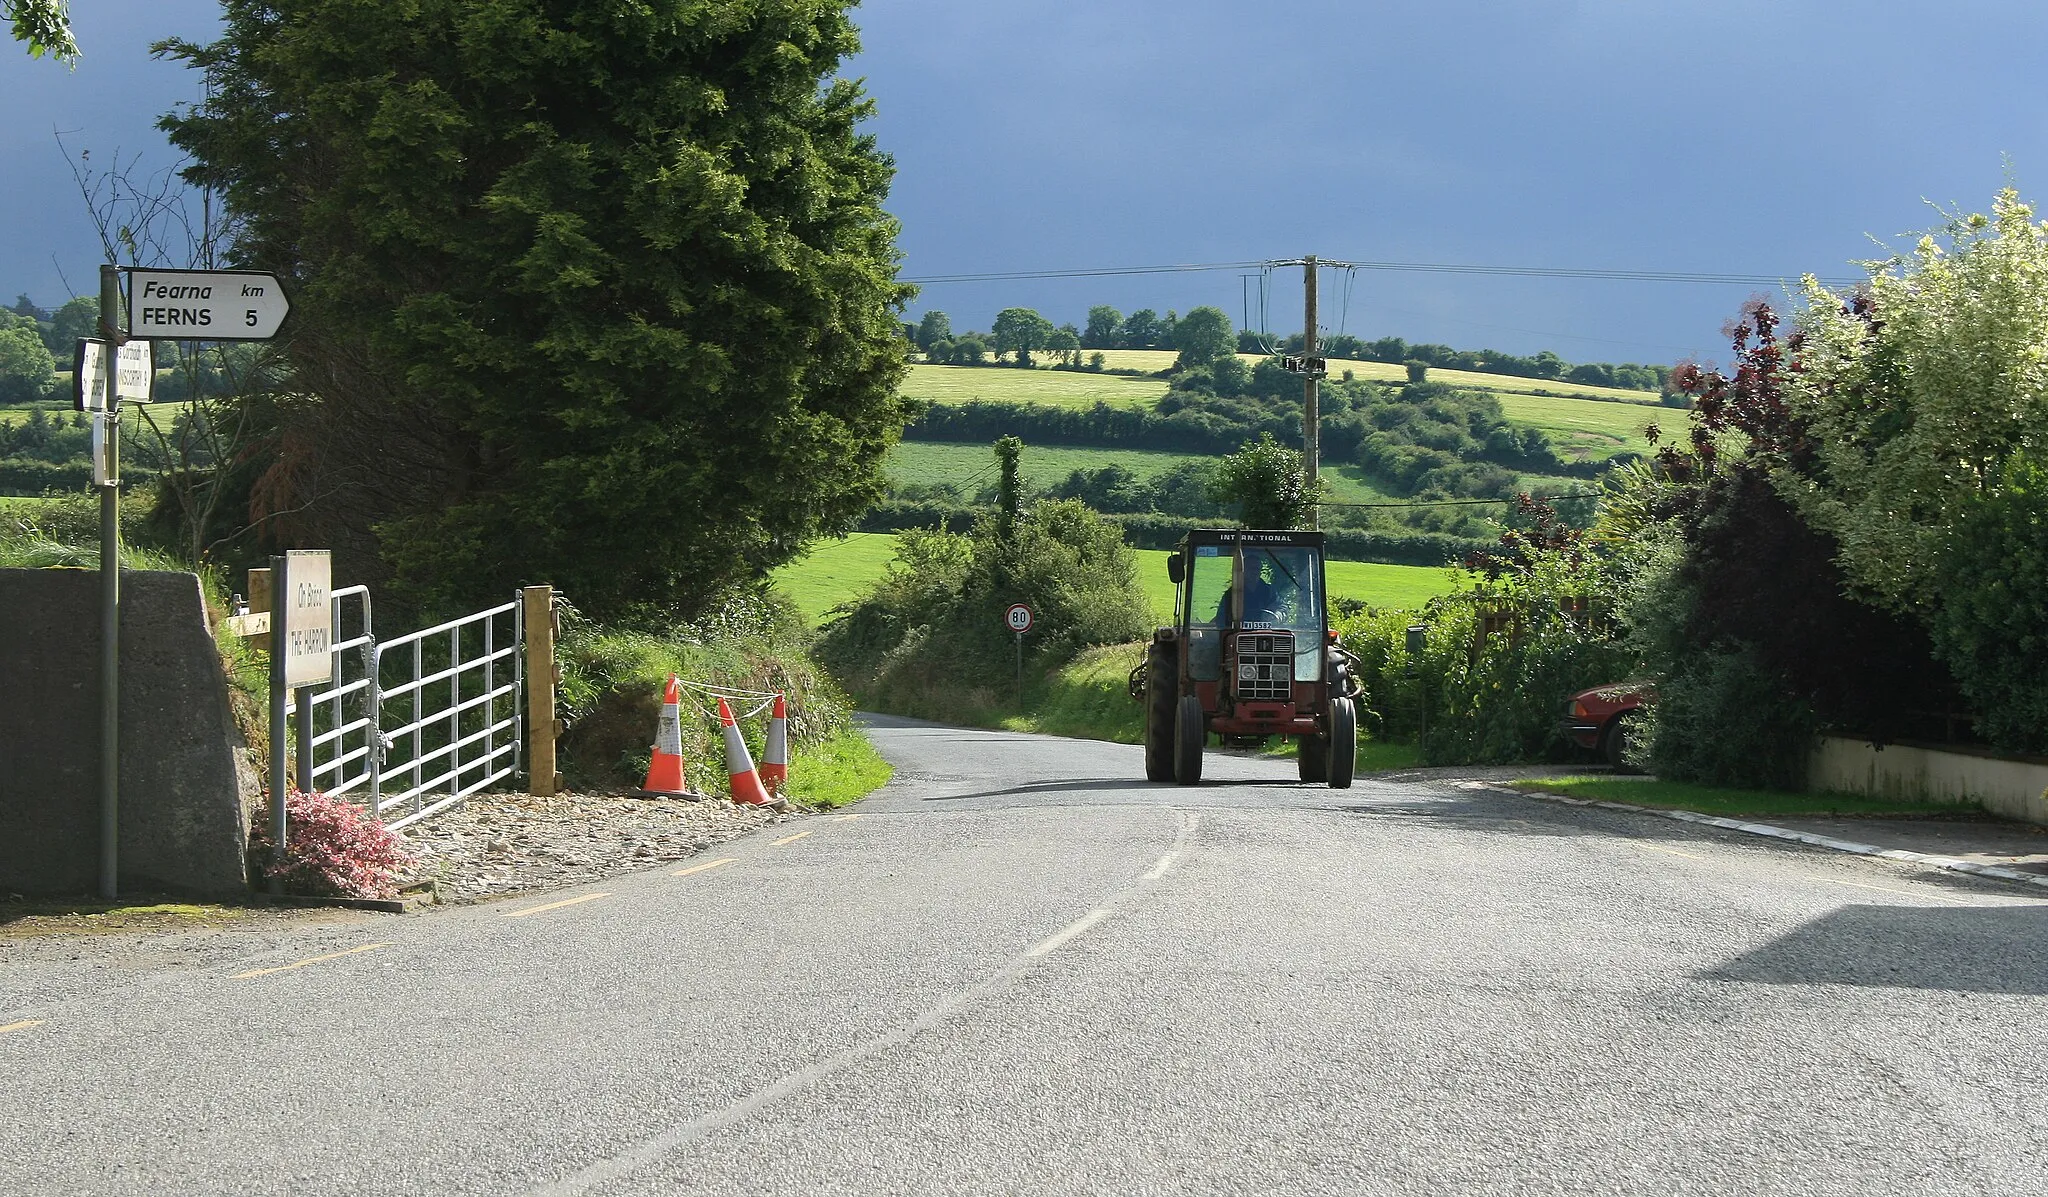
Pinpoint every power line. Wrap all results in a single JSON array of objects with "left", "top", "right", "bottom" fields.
[{"left": 902, "top": 258, "right": 1862, "bottom": 289}]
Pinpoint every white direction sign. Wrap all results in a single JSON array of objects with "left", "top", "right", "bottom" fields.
[
  {"left": 1004, "top": 602, "right": 1034, "bottom": 634},
  {"left": 281, "top": 550, "right": 334, "bottom": 688},
  {"left": 74, "top": 340, "right": 151, "bottom": 410},
  {"left": 128, "top": 268, "right": 291, "bottom": 341}
]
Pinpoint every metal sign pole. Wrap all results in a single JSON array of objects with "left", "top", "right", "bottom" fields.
[
  {"left": 267, "top": 552, "right": 289, "bottom": 896},
  {"left": 1015, "top": 631, "right": 1024, "bottom": 707},
  {"left": 96, "top": 263, "right": 122, "bottom": 900}
]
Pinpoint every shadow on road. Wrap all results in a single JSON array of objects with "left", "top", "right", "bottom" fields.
[{"left": 1701, "top": 904, "right": 2048, "bottom": 994}]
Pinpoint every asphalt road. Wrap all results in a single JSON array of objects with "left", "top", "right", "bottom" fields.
[{"left": 4, "top": 715, "right": 2046, "bottom": 1195}]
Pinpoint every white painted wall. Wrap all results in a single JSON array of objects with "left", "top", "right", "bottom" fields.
[{"left": 1810, "top": 736, "right": 2048, "bottom": 827}]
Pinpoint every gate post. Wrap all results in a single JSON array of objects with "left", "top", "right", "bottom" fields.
[{"left": 523, "top": 585, "right": 561, "bottom": 796}]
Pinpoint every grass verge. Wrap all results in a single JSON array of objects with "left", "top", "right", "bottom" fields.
[
  {"left": 1001, "top": 644, "right": 1146, "bottom": 743},
  {"left": 0, "top": 899, "right": 262, "bottom": 939},
  {"left": 784, "top": 727, "right": 894, "bottom": 809},
  {"left": 1507, "top": 775, "right": 1985, "bottom": 820}
]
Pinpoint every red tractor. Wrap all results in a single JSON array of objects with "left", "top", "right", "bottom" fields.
[{"left": 1129, "top": 529, "right": 1361, "bottom": 787}]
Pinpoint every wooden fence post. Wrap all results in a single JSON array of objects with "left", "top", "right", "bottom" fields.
[
  {"left": 523, "top": 585, "right": 562, "bottom": 796},
  {"left": 246, "top": 567, "right": 272, "bottom": 652}
]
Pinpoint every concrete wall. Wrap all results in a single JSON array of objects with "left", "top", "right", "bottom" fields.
[
  {"left": 0, "top": 568, "right": 253, "bottom": 895},
  {"left": 1810, "top": 735, "right": 2048, "bottom": 827}
]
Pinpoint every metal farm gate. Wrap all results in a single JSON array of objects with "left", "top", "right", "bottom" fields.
[{"left": 286, "top": 589, "right": 540, "bottom": 830}]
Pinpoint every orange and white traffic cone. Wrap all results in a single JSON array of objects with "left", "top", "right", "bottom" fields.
[
  {"left": 719, "top": 696, "right": 776, "bottom": 807},
  {"left": 761, "top": 693, "right": 789, "bottom": 796},
  {"left": 632, "top": 675, "right": 695, "bottom": 799}
]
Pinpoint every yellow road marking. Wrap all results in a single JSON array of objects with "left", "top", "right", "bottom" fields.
[
  {"left": 671, "top": 858, "right": 737, "bottom": 877},
  {"left": 503, "top": 892, "right": 612, "bottom": 919},
  {"left": 833, "top": 814, "right": 860, "bottom": 822},
  {"left": 772, "top": 831, "right": 812, "bottom": 847},
  {"left": 0, "top": 1019, "right": 45, "bottom": 1035},
  {"left": 1827, "top": 878, "right": 1973, "bottom": 905},
  {"left": 1638, "top": 843, "right": 1703, "bottom": 861},
  {"left": 232, "top": 943, "right": 391, "bottom": 979}
]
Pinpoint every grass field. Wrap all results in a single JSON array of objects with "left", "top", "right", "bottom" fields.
[
  {"left": 0, "top": 399, "right": 195, "bottom": 432},
  {"left": 906, "top": 354, "right": 1668, "bottom": 465},
  {"left": 1496, "top": 391, "right": 1669, "bottom": 461},
  {"left": 902, "top": 363, "right": 1167, "bottom": 409},
  {"left": 964, "top": 348, "right": 1664, "bottom": 405},
  {"left": 886, "top": 441, "right": 1394, "bottom": 504},
  {"left": 770, "top": 531, "right": 1467, "bottom": 624}
]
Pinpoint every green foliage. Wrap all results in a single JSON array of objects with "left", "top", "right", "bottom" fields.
[
  {"left": 1778, "top": 188, "right": 2048, "bottom": 751},
  {"left": 1172, "top": 305, "right": 1234, "bottom": 370},
  {"left": 158, "top": 0, "right": 911, "bottom": 623},
  {"left": 0, "top": 322, "right": 55, "bottom": 404},
  {"left": 817, "top": 501, "right": 1152, "bottom": 720},
  {"left": 1335, "top": 545, "right": 1631, "bottom": 765},
  {"left": 1788, "top": 188, "right": 2048, "bottom": 614},
  {"left": 555, "top": 590, "right": 856, "bottom": 794},
  {"left": 1083, "top": 305, "right": 1122, "bottom": 349},
  {"left": 915, "top": 310, "right": 952, "bottom": 352},
  {"left": 6, "top": 0, "right": 75, "bottom": 62},
  {"left": 1639, "top": 643, "right": 1814, "bottom": 789},
  {"left": 1210, "top": 432, "right": 1318, "bottom": 529},
  {"left": 992, "top": 307, "right": 1056, "bottom": 367},
  {"left": 44, "top": 295, "right": 97, "bottom": 354},
  {"left": 993, "top": 436, "right": 1022, "bottom": 538},
  {"left": 1924, "top": 453, "right": 2048, "bottom": 750}
]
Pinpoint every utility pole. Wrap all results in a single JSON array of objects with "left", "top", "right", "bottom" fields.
[{"left": 1302, "top": 254, "right": 1319, "bottom": 526}]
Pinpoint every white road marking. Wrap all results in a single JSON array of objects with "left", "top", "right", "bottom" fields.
[
  {"left": 1025, "top": 909, "right": 1114, "bottom": 958},
  {"left": 1142, "top": 851, "right": 1178, "bottom": 880}
]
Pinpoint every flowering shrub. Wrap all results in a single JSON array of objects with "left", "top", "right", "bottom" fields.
[{"left": 249, "top": 789, "right": 414, "bottom": 899}]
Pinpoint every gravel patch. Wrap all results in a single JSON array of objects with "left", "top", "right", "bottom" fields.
[{"left": 393, "top": 791, "right": 797, "bottom": 904}]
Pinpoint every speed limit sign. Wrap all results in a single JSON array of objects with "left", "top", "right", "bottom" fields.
[{"left": 1004, "top": 603, "right": 1034, "bottom": 634}]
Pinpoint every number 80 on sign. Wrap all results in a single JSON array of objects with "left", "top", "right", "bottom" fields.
[{"left": 1004, "top": 603, "right": 1034, "bottom": 634}]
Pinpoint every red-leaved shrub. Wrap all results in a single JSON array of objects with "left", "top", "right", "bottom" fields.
[{"left": 249, "top": 789, "right": 415, "bottom": 899}]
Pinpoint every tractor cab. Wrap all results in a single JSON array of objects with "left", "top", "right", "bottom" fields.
[{"left": 1129, "top": 529, "right": 1360, "bottom": 787}]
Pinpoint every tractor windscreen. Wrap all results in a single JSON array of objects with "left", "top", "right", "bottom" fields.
[
  {"left": 1185, "top": 544, "right": 1233, "bottom": 681},
  {"left": 1240, "top": 546, "right": 1324, "bottom": 682}
]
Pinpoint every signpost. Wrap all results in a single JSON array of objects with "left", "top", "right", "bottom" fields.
[
  {"left": 91, "top": 265, "right": 290, "bottom": 899},
  {"left": 268, "top": 550, "right": 332, "bottom": 895},
  {"left": 126, "top": 269, "right": 291, "bottom": 341},
  {"left": 1005, "top": 603, "right": 1034, "bottom": 706}
]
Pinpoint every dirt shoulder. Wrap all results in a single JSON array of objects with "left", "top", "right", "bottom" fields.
[{"left": 2, "top": 790, "right": 799, "bottom": 944}]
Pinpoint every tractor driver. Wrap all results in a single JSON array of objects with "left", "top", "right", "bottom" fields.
[{"left": 1218, "top": 556, "right": 1294, "bottom": 628}]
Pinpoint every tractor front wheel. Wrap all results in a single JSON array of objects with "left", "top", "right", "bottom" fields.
[
  {"left": 1326, "top": 697, "right": 1357, "bottom": 789},
  {"left": 1174, "top": 694, "right": 1206, "bottom": 785},
  {"left": 1143, "top": 645, "right": 1177, "bottom": 782}
]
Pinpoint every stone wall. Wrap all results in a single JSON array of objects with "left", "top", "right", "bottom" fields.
[{"left": 0, "top": 569, "right": 253, "bottom": 895}]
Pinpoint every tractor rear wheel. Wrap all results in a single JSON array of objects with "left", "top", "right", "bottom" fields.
[
  {"left": 1297, "top": 732, "right": 1328, "bottom": 782},
  {"left": 1326, "top": 697, "right": 1357, "bottom": 789},
  {"left": 1143, "top": 645, "right": 1176, "bottom": 782},
  {"left": 1174, "top": 694, "right": 1205, "bottom": 785}
]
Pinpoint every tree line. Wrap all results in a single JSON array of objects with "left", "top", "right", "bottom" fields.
[{"left": 910, "top": 301, "right": 1673, "bottom": 393}]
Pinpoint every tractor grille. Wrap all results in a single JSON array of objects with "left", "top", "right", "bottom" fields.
[{"left": 1233, "top": 631, "right": 1294, "bottom": 702}]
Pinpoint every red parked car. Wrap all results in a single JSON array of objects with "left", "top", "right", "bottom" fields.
[{"left": 1562, "top": 683, "right": 1654, "bottom": 769}]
